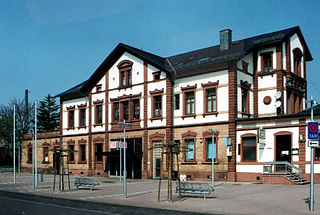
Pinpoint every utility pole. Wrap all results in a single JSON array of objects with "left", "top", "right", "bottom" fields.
[
  {"left": 32, "top": 131, "right": 35, "bottom": 190},
  {"left": 209, "top": 129, "right": 217, "bottom": 188},
  {"left": 34, "top": 101, "right": 38, "bottom": 187},
  {"left": 120, "top": 137, "right": 122, "bottom": 184},
  {"left": 13, "top": 105, "right": 16, "bottom": 184},
  {"left": 118, "top": 120, "right": 131, "bottom": 198}
]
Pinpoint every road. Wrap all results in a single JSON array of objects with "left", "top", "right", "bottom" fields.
[{"left": 0, "top": 190, "right": 211, "bottom": 215}]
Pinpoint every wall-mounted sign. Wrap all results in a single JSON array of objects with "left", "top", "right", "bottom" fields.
[
  {"left": 292, "top": 148, "right": 299, "bottom": 155},
  {"left": 258, "top": 128, "right": 266, "bottom": 144}
]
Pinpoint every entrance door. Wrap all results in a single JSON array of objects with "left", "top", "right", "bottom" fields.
[{"left": 276, "top": 135, "right": 291, "bottom": 163}]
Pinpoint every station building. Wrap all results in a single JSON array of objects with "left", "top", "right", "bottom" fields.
[{"left": 22, "top": 26, "right": 318, "bottom": 183}]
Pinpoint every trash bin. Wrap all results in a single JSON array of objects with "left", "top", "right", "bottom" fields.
[{"left": 172, "top": 171, "right": 178, "bottom": 180}]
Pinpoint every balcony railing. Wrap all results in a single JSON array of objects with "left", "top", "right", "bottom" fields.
[{"left": 263, "top": 161, "right": 302, "bottom": 176}]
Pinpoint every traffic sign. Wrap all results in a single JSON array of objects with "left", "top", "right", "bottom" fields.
[
  {"left": 309, "top": 140, "right": 319, "bottom": 148},
  {"left": 308, "top": 122, "right": 319, "bottom": 140}
]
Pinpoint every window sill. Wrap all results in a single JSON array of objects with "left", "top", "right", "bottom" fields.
[
  {"left": 93, "top": 123, "right": 103, "bottom": 127},
  {"left": 78, "top": 126, "right": 87, "bottom": 129},
  {"left": 182, "top": 114, "right": 196, "bottom": 119},
  {"left": 202, "top": 112, "right": 218, "bottom": 117},
  {"left": 181, "top": 161, "right": 197, "bottom": 165},
  {"left": 119, "top": 85, "right": 133, "bottom": 90},
  {"left": 241, "top": 112, "right": 251, "bottom": 118},
  {"left": 78, "top": 161, "right": 87, "bottom": 164},
  {"left": 201, "top": 160, "right": 219, "bottom": 165},
  {"left": 67, "top": 127, "right": 75, "bottom": 130},
  {"left": 150, "top": 116, "right": 163, "bottom": 122}
]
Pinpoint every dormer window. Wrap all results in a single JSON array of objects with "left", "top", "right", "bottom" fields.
[
  {"left": 96, "top": 84, "right": 102, "bottom": 92},
  {"left": 118, "top": 60, "right": 133, "bottom": 88},
  {"left": 153, "top": 72, "right": 161, "bottom": 81},
  {"left": 261, "top": 52, "right": 273, "bottom": 73}
]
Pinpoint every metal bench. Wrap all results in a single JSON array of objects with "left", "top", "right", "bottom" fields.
[
  {"left": 74, "top": 177, "right": 99, "bottom": 191},
  {"left": 0, "top": 168, "right": 13, "bottom": 173},
  {"left": 176, "top": 181, "right": 214, "bottom": 199}
]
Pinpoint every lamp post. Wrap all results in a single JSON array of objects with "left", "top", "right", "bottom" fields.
[
  {"left": 13, "top": 105, "right": 16, "bottom": 184},
  {"left": 118, "top": 119, "right": 131, "bottom": 198},
  {"left": 209, "top": 129, "right": 217, "bottom": 188}
]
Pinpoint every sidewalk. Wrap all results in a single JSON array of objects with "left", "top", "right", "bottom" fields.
[{"left": 0, "top": 172, "right": 319, "bottom": 215}]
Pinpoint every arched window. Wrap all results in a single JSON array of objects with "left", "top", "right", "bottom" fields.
[
  {"left": 293, "top": 48, "right": 302, "bottom": 76},
  {"left": 117, "top": 60, "right": 133, "bottom": 87}
]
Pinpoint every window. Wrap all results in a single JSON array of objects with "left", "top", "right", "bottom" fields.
[
  {"left": 79, "top": 108, "right": 86, "bottom": 127},
  {"left": 293, "top": 48, "right": 302, "bottom": 76},
  {"left": 95, "top": 104, "right": 102, "bottom": 124},
  {"left": 113, "top": 102, "right": 119, "bottom": 122},
  {"left": 287, "top": 91, "right": 292, "bottom": 114},
  {"left": 68, "top": 145, "right": 74, "bottom": 162},
  {"left": 133, "top": 99, "right": 140, "bottom": 120},
  {"left": 43, "top": 147, "right": 49, "bottom": 163},
  {"left": 242, "top": 136, "right": 256, "bottom": 161},
  {"left": 185, "top": 139, "right": 195, "bottom": 161},
  {"left": 28, "top": 146, "right": 32, "bottom": 163},
  {"left": 79, "top": 144, "right": 86, "bottom": 162},
  {"left": 95, "top": 143, "right": 103, "bottom": 162},
  {"left": 261, "top": 52, "right": 272, "bottom": 73},
  {"left": 174, "top": 94, "right": 180, "bottom": 110},
  {"left": 153, "top": 95, "right": 162, "bottom": 117},
  {"left": 185, "top": 91, "right": 195, "bottom": 115},
  {"left": 206, "top": 138, "right": 217, "bottom": 161},
  {"left": 206, "top": 88, "right": 217, "bottom": 113},
  {"left": 241, "top": 89, "right": 249, "bottom": 113},
  {"left": 118, "top": 60, "right": 133, "bottom": 87},
  {"left": 96, "top": 85, "right": 102, "bottom": 92},
  {"left": 315, "top": 148, "right": 320, "bottom": 160},
  {"left": 242, "top": 61, "right": 249, "bottom": 73},
  {"left": 153, "top": 72, "right": 160, "bottom": 81},
  {"left": 120, "top": 69, "right": 132, "bottom": 87},
  {"left": 68, "top": 110, "right": 75, "bottom": 128},
  {"left": 122, "top": 101, "right": 129, "bottom": 120}
]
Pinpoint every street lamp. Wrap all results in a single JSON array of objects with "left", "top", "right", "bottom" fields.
[
  {"left": 209, "top": 129, "right": 217, "bottom": 188},
  {"left": 118, "top": 119, "right": 131, "bottom": 198}
]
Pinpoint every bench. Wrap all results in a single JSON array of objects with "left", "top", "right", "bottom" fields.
[
  {"left": 176, "top": 181, "right": 214, "bottom": 199},
  {"left": 0, "top": 168, "right": 13, "bottom": 173},
  {"left": 74, "top": 177, "right": 99, "bottom": 191}
]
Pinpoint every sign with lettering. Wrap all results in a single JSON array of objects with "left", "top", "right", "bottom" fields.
[{"left": 308, "top": 122, "right": 319, "bottom": 140}]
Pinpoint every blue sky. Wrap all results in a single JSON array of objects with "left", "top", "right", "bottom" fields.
[{"left": 1, "top": 0, "right": 320, "bottom": 105}]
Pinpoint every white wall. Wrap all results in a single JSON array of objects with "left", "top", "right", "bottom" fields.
[
  {"left": 62, "top": 97, "right": 89, "bottom": 135},
  {"left": 290, "top": 33, "right": 304, "bottom": 77},
  {"left": 174, "top": 70, "right": 229, "bottom": 126}
]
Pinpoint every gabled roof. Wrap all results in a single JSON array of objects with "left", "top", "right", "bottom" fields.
[
  {"left": 56, "top": 26, "right": 312, "bottom": 100},
  {"left": 168, "top": 26, "right": 312, "bottom": 78}
]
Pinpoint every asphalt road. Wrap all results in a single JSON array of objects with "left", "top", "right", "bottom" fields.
[{"left": 0, "top": 190, "right": 214, "bottom": 215}]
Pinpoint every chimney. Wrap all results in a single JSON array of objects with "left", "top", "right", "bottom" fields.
[{"left": 220, "top": 29, "right": 232, "bottom": 51}]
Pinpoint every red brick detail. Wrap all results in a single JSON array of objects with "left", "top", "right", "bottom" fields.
[
  {"left": 253, "top": 51, "right": 258, "bottom": 117},
  {"left": 142, "top": 130, "right": 148, "bottom": 178},
  {"left": 286, "top": 40, "right": 291, "bottom": 72},
  {"left": 276, "top": 69, "right": 284, "bottom": 115},
  {"left": 228, "top": 61, "right": 237, "bottom": 181},
  {"left": 143, "top": 61, "right": 148, "bottom": 128},
  {"left": 166, "top": 78, "right": 174, "bottom": 143},
  {"left": 262, "top": 174, "right": 296, "bottom": 185},
  {"left": 60, "top": 101, "right": 63, "bottom": 135},
  {"left": 88, "top": 92, "right": 93, "bottom": 175},
  {"left": 299, "top": 119, "right": 306, "bottom": 173},
  {"left": 105, "top": 71, "right": 109, "bottom": 131},
  {"left": 236, "top": 172, "right": 263, "bottom": 183}
]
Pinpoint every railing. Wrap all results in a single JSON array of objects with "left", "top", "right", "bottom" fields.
[{"left": 263, "top": 161, "right": 302, "bottom": 176}]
